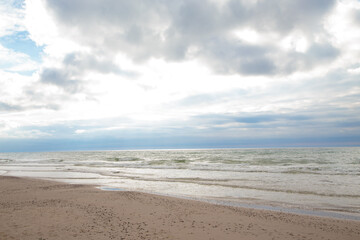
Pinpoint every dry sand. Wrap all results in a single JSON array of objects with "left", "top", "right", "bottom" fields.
[{"left": 0, "top": 176, "right": 359, "bottom": 240}]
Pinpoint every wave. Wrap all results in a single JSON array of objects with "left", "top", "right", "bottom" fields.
[
  {"left": 106, "top": 157, "right": 143, "bottom": 162},
  {"left": 117, "top": 175, "right": 360, "bottom": 198},
  {"left": 0, "top": 158, "right": 13, "bottom": 162}
]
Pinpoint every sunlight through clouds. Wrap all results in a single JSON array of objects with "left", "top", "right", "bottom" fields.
[{"left": 0, "top": 0, "right": 360, "bottom": 150}]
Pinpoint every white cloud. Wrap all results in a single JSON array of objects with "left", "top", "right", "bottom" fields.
[
  {"left": 0, "top": 2, "right": 38, "bottom": 73},
  {"left": 0, "top": 0, "right": 25, "bottom": 37},
  {"left": 324, "top": 0, "right": 360, "bottom": 68},
  {"left": 233, "top": 28, "right": 262, "bottom": 45},
  {"left": 74, "top": 129, "right": 86, "bottom": 134},
  {"left": 0, "top": 44, "right": 38, "bottom": 72}
]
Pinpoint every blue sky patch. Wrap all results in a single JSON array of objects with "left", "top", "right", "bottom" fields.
[
  {"left": 0, "top": 31, "right": 44, "bottom": 62},
  {"left": 10, "top": 0, "right": 25, "bottom": 9}
]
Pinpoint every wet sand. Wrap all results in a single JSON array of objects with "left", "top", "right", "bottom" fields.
[{"left": 0, "top": 176, "right": 359, "bottom": 240}]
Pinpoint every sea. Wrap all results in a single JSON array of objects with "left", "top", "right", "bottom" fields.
[{"left": 0, "top": 147, "right": 359, "bottom": 220}]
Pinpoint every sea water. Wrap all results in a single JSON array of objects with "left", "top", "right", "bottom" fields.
[{"left": 0, "top": 147, "right": 359, "bottom": 219}]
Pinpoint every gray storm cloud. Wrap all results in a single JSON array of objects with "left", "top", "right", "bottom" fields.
[
  {"left": 0, "top": 101, "right": 23, "bottom": 112},
  {"left": 40, "top": 68, "right": 82, "bottom": 93},
  {"left": 44, "top": 0, "right": 338, "bottom": 76},
  {"left": 39, "top": 52, "right": 138, "bottom": 93}
]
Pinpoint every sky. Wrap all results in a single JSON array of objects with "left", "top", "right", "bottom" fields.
[{"left": 1, "top": 0, "right": 360, "bottom": 152}]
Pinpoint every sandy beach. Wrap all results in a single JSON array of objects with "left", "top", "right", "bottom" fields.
[{"left": 0, "top": 176, "right": 359, "bottom": 240}]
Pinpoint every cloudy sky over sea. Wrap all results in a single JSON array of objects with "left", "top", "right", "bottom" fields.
[{"left": 1, "top": 0, "right": 360, "bottom": 151}]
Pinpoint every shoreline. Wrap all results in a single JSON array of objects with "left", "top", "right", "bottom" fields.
[
  {"left": 2, "top": 166, "right": 360, "bottom": 221},
  {"left": 2, "top": 171, "right": 359, "bottom": 221},
  {"left": 100, "top": 186, "right": 360, "bottom": 221},
  {"left": 1, "top": 176, "right": 359, "bottom": 240}
]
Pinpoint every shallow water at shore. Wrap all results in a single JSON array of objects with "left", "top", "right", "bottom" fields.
[{"left": 1, "top": 147, "right": 359, "bottom": 219}]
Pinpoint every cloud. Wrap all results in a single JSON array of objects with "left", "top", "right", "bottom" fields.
[
  {"left": 40, "top": 68, "right": 82, "bottom": 93},
  {"left": 0, "top": 68, "right": 64, "bottom": 115},
  {"left": 0, "top": 96, "right": 60, "bottom": 113},
  {"left": 62, "top": 52, "right": 138, "bottom": 77},
  {"left": 0, "top": 43, "right": 38, "bottom": 72},
  {"left": 0, "top": 101, "right": 23, "bottom": 112},
  {"left": 307, "top": 43, "right": 339, "bottom": 61},
  {"left": 199, "top": 37, "right": 275, "bottom": 75},
  {"left": 0, "top": 0, "right": 25, "bottom": 37},
  {"left": 40, "top": 0, "right": 339, "bottom": 76},
  {"left": 191, "top": 112, "right": 313, "bottom": 128},
  {"left": 244, "top": 0, "right": 336, "bottom": 33},
  {"left": 352, "top": 8, "right": 360, "bottom": 25},
  {"left": 0, "top": 2, "right": 40, "bottom": 75},
  {"left": 281, "top": 43, "right": 340, "bottom": 73},
  {"left": 39, "top": 51, "right": 138, "bottom": 93},
  {"left": 2, "top": 105, "right": 358, "bottom": 149},
  {"left": 186, "top": 108, "right": 360, "bottom": 142}
]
